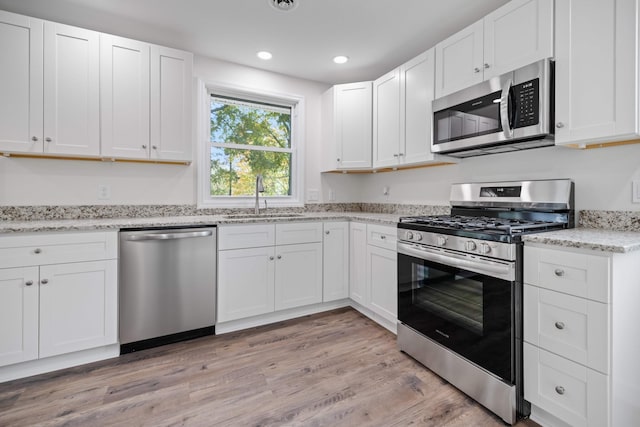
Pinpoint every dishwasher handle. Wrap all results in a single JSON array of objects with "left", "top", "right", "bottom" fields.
[{"left": 125, "top": 230, "right": 213, "bottom": 241}]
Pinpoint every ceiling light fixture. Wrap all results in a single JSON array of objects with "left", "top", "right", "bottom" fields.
[
  {"left": 269, "top": 0, "right": 298, "bottom": 12},
  {"left": 333, "top": 55, "right": 349, "bottom": 64},
  {"left": 257, "top": 51, "right": 273, "bottom": 60}
]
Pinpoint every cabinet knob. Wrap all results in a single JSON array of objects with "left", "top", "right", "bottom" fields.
[
  {"left": 393, "top": 154, "right": 399, "bottom": 157},
  {"left": 556, "top": 122, "right": 565, "bottom": 129},
  {"left": 142, "top": 145, "right": 147, "bottom": 149},
  {"left": 325, "top": 230, "right": 330, "bottom": 235},
  {"left": 380, "top": 235, "right": 386, "bottom": 240},
  {"left": 484, "top": 63, "right": 490, "bottom": 69},
  {"left": 555, "top": 321, "right": 565, "bottom": 330},
  {"left": 554, "top": 269, "right": 565, "bottom": 277},
  {"left": 31, "top": 136, "right": 39, "bottom": 142},
  {"left": 474, "top": 67, "right": 481, "bottom": 73},
  {"left": 336, "top": 158, "right": 341, "bottom": 162},
  {"left": 269, "top": 256, "right": 274, "bottom": 260},
  {"left": 398, "top": 153, "right": 404, "bottom": 156},
  {"left": 45, "top": 137, "right": 52, "bottom": 142},
  {"left": 555, "top": 386, "right": 565, "bottom": 395},
  {"left": 25, "top": 280, "right": 33, "bottom": 287},
  {"left": 40, "top": 279, "right": 49, "bottom": 285},
  {"left": 34, "top": 248, "right": 42, "bottom": 254},
  {"left": 277, "top": 255, "right": 282, "bottom": 259},
  {"left": 152, "top": 145, "right": 157, "bottom": 150}
]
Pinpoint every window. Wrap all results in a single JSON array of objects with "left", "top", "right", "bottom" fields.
[{"left": 198, "top": 83, "right": 304, "bottom": 208}]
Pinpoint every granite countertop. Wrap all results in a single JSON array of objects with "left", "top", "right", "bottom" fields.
[
  {"left": 0, "top": 212, "right": 402, "bottom": 234},
  {"left": 523, "top": 228, "right": 640, "bottom": 253}
]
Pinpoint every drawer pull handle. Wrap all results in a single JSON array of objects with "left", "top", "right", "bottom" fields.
[
  {"left": 554, "top": 269, "right": 565, "bottom": 277},
  {"left": 25, "top": 280, "right": 33, "bottom": 287},
  {"left": 269, "top": 256, "right": 274, "bottom": 261},
  {"left": 555, "top": 321, "right": 565, "bottom": 330},
  {"left": 40, "top": 279, "right": 49, "bottom": 285},
  {"left": 34, "top": 248, "right": 42, "bottom": 254},
  {"left": 277, "top": 255, "right": 282, "bottom": 259},
  {"left": 325, "top": 231, "right": 330, "bottom": 235},
  {"left": 555, "top": 386, "right": 565, "bottom": 395}
]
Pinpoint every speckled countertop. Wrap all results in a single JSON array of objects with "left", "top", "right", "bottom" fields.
[
  {"left": 523, "top": 228, "right": 640, "bottom": 253},
  {"left": 0, "top": 212, "right": 402, "bottom": 234}
]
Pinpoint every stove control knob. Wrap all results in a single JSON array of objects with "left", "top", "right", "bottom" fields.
[
  {"left": 479, "top": 243, "right": 491, "bottom": 254},
  {"left": 465, "top": 241, "right": 477, "bottom": 251},
  {"left": 436, "top": 236, "right": 447, "bottom": 246},
  {"left": 414, "top": 233, "right": 422, "bottom": 241},
  {"left": 405, "top": 231, "right": 414, "bottom": 240}
]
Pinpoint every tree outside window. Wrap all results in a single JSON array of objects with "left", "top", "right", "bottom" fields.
[{"left": 209, "top": 95, "right": 293, "bottom": 197}]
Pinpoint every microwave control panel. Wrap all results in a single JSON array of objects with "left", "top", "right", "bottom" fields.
[{"left": 513, "top": 78, "right": 539, "bottom": 128}]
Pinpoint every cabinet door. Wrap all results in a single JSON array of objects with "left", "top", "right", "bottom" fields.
[
  {"left": 39, "top": 260, "right": 117, "bottom": 358},
  {"left": 373, "top": 68, "right": 401, "bottom": 168},
  {"left": 483, "top": 0, "right": 553, "bottom": 79},
  {"left": 555, "top": 0, "right": 638, "bottom": 145},
  {"left": 349, "top": 223, "right": 367, "bottom": 305},
  {"left": 100, "top": 34, "right": 150, "bottom": 159},
  {"left": 435, "top": 20, "right": 484, "bottom": 98},
  {"left": 0, "top": 11, "right": 43, "bottom": 153},
  {"left": 367, "top": 245, "right": 397, "bottom": 324},
  {"left": 218, "top": 247, "right": 275, "bottom": 322},
  {"left": 43, "top": 22, "right": 99, "bottom": 156},
  {"left": 335, "top": 82, "right": 372, "bottom": 169},
  {"left": 323, "top": 222, "right": 349, "bottom": 302},
  {"left": 0, "top": 267, "right": 39, "bottom": 367},
  {"left": 401, "top": 48, "right": 435, "bottom": 165},
  {"left": 275, "top": 242, "right": 322, "bottom": 311},
  {"left": 150, "top": 45, "right": 193, "bottom": 162}
]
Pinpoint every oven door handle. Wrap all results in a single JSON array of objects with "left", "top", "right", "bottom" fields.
[
  {"left": 398, "top": 242, "right": 515, "bottom": 281},
  {"left": 500, "top": 78, "right": 514, "bottom": 139}
]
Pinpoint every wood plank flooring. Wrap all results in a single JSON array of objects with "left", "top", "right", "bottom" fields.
[{"left": 0, "top": 308, "right": 539, "bottom": 426}]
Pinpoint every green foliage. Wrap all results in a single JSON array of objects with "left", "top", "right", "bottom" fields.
[{"left": 210, "top": 100, "right": 292, "bottom": 196}]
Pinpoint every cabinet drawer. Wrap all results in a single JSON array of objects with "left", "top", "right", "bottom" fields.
[
  {"left": 524, "top": 285, "right": 609, "bottom": 374},
  {"left": 524, "top": 246, "right": 610, "bottom": 303},
  {"left": 367, "top": 224, "right": 397, "bottom": 250},
  {"left": 218, "top": 224, "right": 275, "bottom": 250},
  {"left": 276, "top": 222, "right": 322, "bottom": 245},
  {"left": 0, "top": 231, "right": 117, "bottom": 268},
  {"left": 524, "top": 343, "right": 608, "bottom": 427}
]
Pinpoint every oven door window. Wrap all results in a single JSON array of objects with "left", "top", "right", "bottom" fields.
[{"left": 398, "top": 253, "right": 513, "bottom": 382}]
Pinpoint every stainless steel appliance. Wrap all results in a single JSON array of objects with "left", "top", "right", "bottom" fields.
[
  {"left": 432, "top": 58, "right": 554, "bottom": 157},
  {"left": 119, "top": 226, "right": 217, "bottom": 353},
  {"left": 397, "top": 179, "right": 574, "bottom": 424}
]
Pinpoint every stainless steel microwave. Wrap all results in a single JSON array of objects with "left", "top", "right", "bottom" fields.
[{"left": 432, "top": 58, "right": 554, "bottom": 158}]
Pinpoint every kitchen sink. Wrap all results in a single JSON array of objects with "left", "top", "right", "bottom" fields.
[{"left": 223, "top": 213, "right": 304, "bottom": 219}]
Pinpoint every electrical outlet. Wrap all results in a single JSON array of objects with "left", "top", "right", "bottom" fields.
[
  {"left": 329, "top": 190, "right": 336, "bottom": 201},
  {"left": 383, "top": 186, "right": 390, "bottom": 196},
  {"left": 307, "top": 189, "right": 319, "bottom": 201},
  {"left": 633, "top": 181, "right": 640, "bottom": 203},
  {"left": 98, "top": 184, "right": 111, "bottom": 200}
]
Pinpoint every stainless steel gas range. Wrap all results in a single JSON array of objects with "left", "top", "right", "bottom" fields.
[{"left": 396, "top": 179, "right": 574, "bottom": 425}]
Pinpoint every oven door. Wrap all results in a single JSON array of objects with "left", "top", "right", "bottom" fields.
[{"left": 397, "top": 242, "right": 515, "bottom": 383}]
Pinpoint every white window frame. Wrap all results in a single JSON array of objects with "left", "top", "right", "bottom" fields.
[{"left": 196, "top": 80, "right": 305, "bottom": 208}]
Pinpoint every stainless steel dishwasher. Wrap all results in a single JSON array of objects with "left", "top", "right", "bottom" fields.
[{"left": 119, "top": 226, "right": 216, "bottom": 353}]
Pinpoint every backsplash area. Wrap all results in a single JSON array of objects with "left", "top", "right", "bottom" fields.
[{"left": 1, "top": 204, "right": 637, "bottom": 231}]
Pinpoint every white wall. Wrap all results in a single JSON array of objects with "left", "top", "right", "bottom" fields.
[
  {"left": 336, "top": 143, "right": 640, "bottom": 211},
  {"left": 0, "top": 57, "right": 329, "bottom": 207}
]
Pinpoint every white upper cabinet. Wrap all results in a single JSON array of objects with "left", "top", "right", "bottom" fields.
[
  {"left": 435, "top": 0, "right": 553, "bottom": 98},
  {"left": 150, "top": 45, "right": 193, "bottom": 162},
  {"left": 554, "top": 0, "right": 640, "bottom": 146},
  {"left": 100, "top": 34, "right": 151, "bottom": 160},
  {"left": 322, "top": 82, "right": 372, "bottom": 171},
  {"left": 373, "top": 48, "right": 438, "bottom": 168},
  {"left": 0, "top": 12, "right": 100, "bottom": 156},
  {"left": 0, "top": 11, "right": 43, "bottom": 153},
  {"left": 44, "top": 22, "right": 100, "bottom": 156}
]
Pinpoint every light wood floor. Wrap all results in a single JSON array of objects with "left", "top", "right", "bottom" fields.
[{"left": 0, "top": 308, "right": 538, "bottom": 426}]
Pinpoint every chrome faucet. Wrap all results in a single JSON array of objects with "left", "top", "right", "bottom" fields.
[{"left": 255, "top": 174, "right": 265, "bottom": 214}]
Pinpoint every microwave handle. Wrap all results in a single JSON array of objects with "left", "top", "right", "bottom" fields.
[{"left": 500, "top": 79, "right": 513, "bottom": 138}]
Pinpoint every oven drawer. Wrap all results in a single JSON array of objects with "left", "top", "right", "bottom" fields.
[
  {"left": 367, "top": 224, "right": 396, "bottom": 250},
  {"left": 524, "top": 246, "right": 610, "bottom": 303},
  {"left": 524, "top": 285, "right": 609, "bottom": 374},
  {"left": 524, "top": 343, "right": 609, "bottom": 427}
]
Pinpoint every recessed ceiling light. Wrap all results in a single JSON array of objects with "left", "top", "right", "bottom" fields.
[
  {"left": 257, "top": 51, "right": 273, "bottom": 60},
  {"left": 333, "top": 55, "right": 349, "bottom": 64},
  {"left": 269, "top": 0, "right": 298, "bottom": 12}
]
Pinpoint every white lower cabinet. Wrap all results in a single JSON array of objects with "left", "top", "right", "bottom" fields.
[
  {"left": 322, "top": 222, "right": 349, "bottom": 302},
  {"left": 349, "top": 222, "right": 397, "bottom": 331},
  {"left": 217, "top": 223, "right": 323, "bottom": 323},
  {"left": 0, "top": 231, "right": 118, "bottom": 372},
  {"left": 524, "top": 243, "right": 640, "bottom": 427}
]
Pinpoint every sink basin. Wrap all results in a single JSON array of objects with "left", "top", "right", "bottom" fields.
[{"left": 223, "top": 213, "right": 304, "bottom": 219}]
